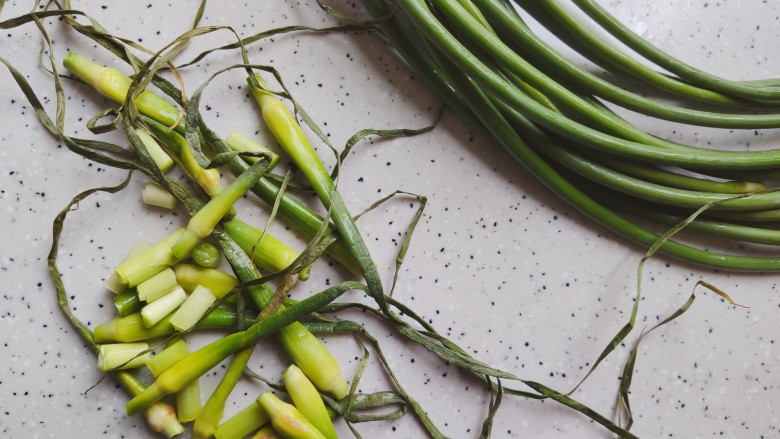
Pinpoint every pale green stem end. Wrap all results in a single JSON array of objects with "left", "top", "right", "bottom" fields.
[
  {"left": 225, "top": 130, "right": 279, "bottom": 168},
  {"left": 279, "top": 323, "right": 348, "bottom": 399},
  {"left": 282, "top": 364, "right": 338, "bottom": 439},
  {"left": 173, "top": 263, "right": 238, "bottom": 299},
  {"left": 141, "top": 286, "right": 187, "bottom": 328},
  {"left": 137, "top": 267, "right": 178, "bottom": 302},
  {"left": 214, "top": 400, "right": 270, "bottom": 439},
  {"left": 257, "top": 393, "right": 327, "bottom": 439},
  {"left": 98, "top": 342, "right": 151, "bottom": 372},
  {"left": 115, "top": 228, "right": 185, "bottom": 287}
]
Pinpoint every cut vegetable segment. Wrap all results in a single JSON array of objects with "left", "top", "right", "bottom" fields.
[
  {"left": 114, "top": 290, "right": 142, "bottom": 316},
  {"left": 134, "top": 128, "right": 174, "bottom": 173},
  {"left": 223, "top": 218, "right": 310, "bottom": 280},
  {"left": 171, "top": 160, "right": 270, "bottom": 260},
  {"left": 170, "top": 285, "right": 217, "bottom": 332},
  {"left": 249, "top": 426, "right": 283, "bottom": 439},
  {"left": 214, "top": 401, "right": 270, "bottom": 439},
  {"left": 137, "top": 267, "right": 178, "bottom": 302},
  {"left": 142, "top": 183, "right": 178, "bottom": 209},
  {"left": 146, "top": 339, "right": 191, "bottom": 377},
  {"left": 115, "top": 228, "right": 185, "bottom": 287},
  {"left": 282, "top": 365, "right": 337, "bottom": 439},
  {"left": 257, "top": 392, "right": 327, "bottom": 439},
  {"left": 225, "top": 130, "right": 279, "bottom": 168},
  {"left": 98, "top": 342, "right": 151, "bottom": 371},
  {"left": 192, "top": 242, "right": 221, "bottom": 268},
  {"left": 141, "top": 286, "right": 187, "bottom": 328},
  {"left": 174, "top": 264, "right": 238, "bottom": 299},
  {"left": 105, "top": 241, "right": 152, "bottom": 294}
]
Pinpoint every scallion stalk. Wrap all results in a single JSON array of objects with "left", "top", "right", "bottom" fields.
[
  {"left": 247, "top": 73, "right": 387, "bottom": 312},
  {"left": 249, "top": 426, "right": 284, "bottom": 439},
  {"left": 115, "top": 228, "right": 185, "bottom": 287},
  {"left": 105, "top": 241, "right": 152, "bottom": 294},
  {"left": 134, "top": 128, "right": 175, "bottom": 173},
  {"left": 214, "top": 401, "right": 270, "bottom": 439},
  {"left": 125, "top": 281, "right": 360, "bottom": 415},
  {"left": 257, "top": 392, "right": 327, "bottom": 439},
  {"left": 93, "top": 308, "right": 253, "bottom": 343},
  {"left": 173, "top": 263, "right": 238, "bottom": 299},
  {"left": 142, "top": 182, "right": 178, "bottom": 209},
  {"left": 223, "top": 217, "right": 311, "bottom": 281},
  {"left": 282, "top": 365, "right": 337, "bottom": 439},
  {"left": 114, "top": 290, "right": 142, "bottom": 316},
  {"left": 146, "top": 339, "right": 191, "bottom": 377},
  {"left": 63, "top": 51, "right": 182, "bottom": 129},
  {"left": 141, "top": 286, "right": 187, "bottom": 327},
  {"left": 170, "top": 285, "right": 217, "bottom": 332},
  {"left": 97, "top": 342, "right": 151, "bottom": 371},
  {"left": 225, "top": 130, "right": 279, "bottom": 168},
  {"left": 136, "top": 267, "right": 178, "bottom": 303},
  {"left": 191, "top": 242, "right": 221, "bottom": 268},
  {"left": 171, "top": 160, "right": 270, "bottom": 259}
]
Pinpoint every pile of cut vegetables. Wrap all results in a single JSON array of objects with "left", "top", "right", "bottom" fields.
[{"left": 1, "top": 0, "right": 778, "bottom": 438}]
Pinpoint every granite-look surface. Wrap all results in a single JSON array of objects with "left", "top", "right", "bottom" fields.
[{"left": 1, "top": 1, "right": 779, "bottom": 438}]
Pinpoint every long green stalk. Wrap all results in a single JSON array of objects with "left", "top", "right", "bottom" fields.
[
  {"left": 517, "top": 0, "right": 772, "bottom": 106},
  {"left": 172, "top": 159, "right": 270, "bottom": 258},
  {"left": 497, "top": 0, "right": 780, "bottom": 125},
  {"left": 570, "top": 0, "right": 780, "bottom": 100},
  {"left": 383, "top": 0, "right": 780, "bottom": 273},
  {"left": 94, "top": 308, "right": 254, "bottom": 343},
  {"left": 247, "top": 73, "right": 388, "bottom": 312},
  {"left": 399, "top": 0, "right": 780, "bottom": 170}
]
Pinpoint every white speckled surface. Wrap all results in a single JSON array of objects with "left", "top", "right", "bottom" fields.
[{"left": 1, "top": 1, "right": 779, "bottom": 438}]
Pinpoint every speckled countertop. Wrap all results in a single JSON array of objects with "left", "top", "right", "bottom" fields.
[{"left": 1, "top": 1, "right": 779, "bottom": 438}]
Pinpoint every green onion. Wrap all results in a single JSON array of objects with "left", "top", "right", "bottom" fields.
[
  {"left": 171, "top": 160, "right": 270, "bottom": 259},
  {"left": 114, "top": 290, "right": 142, "bottom": 317},
  {"left": 93, "top": 308, "right": 253, "bottom": 343},
  {"left": 193, "top": 346, "right": 253, "bottom": 439},
  {"left": 63, "top": 52, "right": 360, "bottom": 275},
  {"left": 170, "top": 285, "right": 217, "bottom": 332},
  {"left": 134, "top": 128, "right": 175, "bottom": 173},
  {"left": 214, "top": 402, "right": 270, "bottom": 439},
  {"left": 136, "top": 267, "right": 178, "bottom": 302},
  {"left": 173, "top": 263, "right": 238, "bottom": 299},
  {"left": 142, "top": 183, "right": 178, "bottom": 209},
  {"left": 97, "top": 342, "right": 151, "bottom": 371},
  {"left": 146, "top": 339, "right": 191, "bottom": 377},
  {"left": 191, "top": 242, "right": 221, "bottom": 268},
  {"left": 225, "top": 130, "right": 279, "bottom": 168},
  {"left": 105, "top": 241, "right": 152, "bottom": 294},
  {"left": 278, "top": 322, "right": 348, "bottom": 399},
  {"left": 247, "top": 73, "right": 387, "bottom": 310},
  {"left": 141, "top": 286, "right": 187, "bottom": 327},
  {"left": 115, "top": 228, "right": 185, "bottom": 287},
  {"left": 257, "top": 392, "right": 327, "bottom": 439},
  {"left": 214, "top": 229, "right": 349, "bottom": 399},
  {"left": 62, "top": 51, "right": 182, "bottom": 129},
  {"left": 144, "top": 339, "right": 202, "bottom": 423},
  {"left": 282, "top": 365, "right": 337, "bottom": 439},
  {"left": 249, "top": 426, "right": 284, "bottom": 439},
  {"left": 177, "top": 374, "right": 203, "bottom": 423},
  {"left": 223, "top": 217, "right": 311, "bottom": 280},
  {"left": 142, "top": 117, "right": 227, "bottom": 200},
  {"left": 141, "top": 400, "right": 186, "bottom": 438}
]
